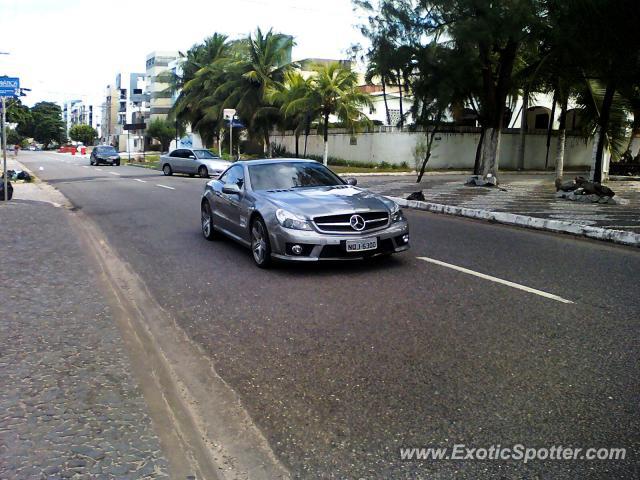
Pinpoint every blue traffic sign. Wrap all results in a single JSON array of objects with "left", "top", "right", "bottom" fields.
[{"left": 0, "top": 76, "right": 20, "bottom": 97}]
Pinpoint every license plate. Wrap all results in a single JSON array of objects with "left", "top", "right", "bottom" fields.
[{"left": 345, "top": 237, "right": 378, "bottom": 252}]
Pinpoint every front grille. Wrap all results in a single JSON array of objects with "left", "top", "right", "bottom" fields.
[{"left": 313, "top": 211, "right": 389, "bottom": 233}]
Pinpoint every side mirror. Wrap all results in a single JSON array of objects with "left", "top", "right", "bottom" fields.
[
  {"left": 222, "top": 183, "right": 241, "bottom": 195},
  {"left": 189, "top": 155, "right": 196, "bottom": 159},
  {"left": 346, "top": 177, "right": 358, "bottom": 186}
]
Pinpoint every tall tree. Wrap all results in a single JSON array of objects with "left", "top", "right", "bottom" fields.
[
  {"left": 267, "top": 71, "right": 315, "bottom": 157},
  {"left": 214, "top": 28, "right": 296, "bottom": 155},
  {"left": 171, "top": 33, "right": 231, "bottom": 147},
  {"left": 69, "top": 124, "right": 97, "bottom": 146},
  {"left": 30, "top": 102, "right": 66, "bottom": 148},
  {"left": 286, "top": 63, "right": 372, "bottom": 165}
]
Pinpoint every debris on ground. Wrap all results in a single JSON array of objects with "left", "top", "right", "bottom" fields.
[
  {"left": 3, "top": 170, "right": 33, "bottom": 183},
  {"left": 554, "top": 176, "right": 617, "bottom": 204},
  {"left": 0, "top": 180, "right": 13, "bottom": 201},
  {"left": 465, "top": 174, "right": 499, "bottom": 187},
  {"left": 406, "top": 191, "right": 426, "bottom": 201}
]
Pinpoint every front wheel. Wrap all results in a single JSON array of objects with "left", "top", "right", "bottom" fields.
[
  {"left": 250, "top": 217, "right": 272, "bottom": 268},
  {"left": 163, "top": 164, "right": 173, "bottom": 176},
  {"left": 201, "top": 201, "right": 219, "bottom": 241},
  {"left": 198, "top": 166, "right": 209, "bottom": 178}
]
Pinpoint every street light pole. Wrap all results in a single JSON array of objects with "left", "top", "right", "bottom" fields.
[{"left": 2, "top": 96, "right": 7, "bottom": 201}]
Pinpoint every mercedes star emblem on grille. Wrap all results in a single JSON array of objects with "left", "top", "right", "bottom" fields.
[{"left": 349, "top": 214, "right": 366, "bottom": 231}]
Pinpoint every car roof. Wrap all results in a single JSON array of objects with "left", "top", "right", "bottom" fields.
[{"left": 236, "top": 158, "right": 319, "bottom": 166}]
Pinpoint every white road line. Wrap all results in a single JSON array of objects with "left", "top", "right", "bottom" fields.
[
  {"left": 416, "top": 256, "right": 574, "bottom": 304},
  {"left": 109, "top": 171, "right": 121, "bottom": 176},
  {"left": 95, "top": 168, "right": 103, "bottom": 171},
  {"left": 82, "top": 165, "right": 89, "bottom": 168},
  {"left": 134, "top": 179, "right": 147, "bottom": 183},
  {"left": 156, "top": 184, "right": 175, "bottom": 190}
]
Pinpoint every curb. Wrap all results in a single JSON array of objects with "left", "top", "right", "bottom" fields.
[{"left": 389, "top": 196, "right": 640, "bottom": 248}]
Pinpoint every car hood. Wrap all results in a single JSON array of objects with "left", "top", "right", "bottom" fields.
[
  {"left": 201, "top": 159, "right": 231, "bottom": 171},
  {"left": 259, "top": 185, "right": 396, "bottom": 218}
]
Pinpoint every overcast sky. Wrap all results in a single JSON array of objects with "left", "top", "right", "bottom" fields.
[{"left": 0, "top": 0, "right": 366, "bottom": 107}]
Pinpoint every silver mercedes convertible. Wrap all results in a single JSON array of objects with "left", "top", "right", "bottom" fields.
[{"left": 200, "top": 159, "right": 410, "bottom": 267}]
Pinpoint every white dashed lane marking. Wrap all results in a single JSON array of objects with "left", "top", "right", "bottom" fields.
[
  {"left": 156, "top": 184, "right": 175, "bottom": 190},
  {"left": 134, "top": 179, "right": 147, "bottom": 183},
  {"left": 416, "top": 256, "right": 574, "bottom": 304},
  {"left": 109, "top": 172, "right": 121, "bottom": 176}
]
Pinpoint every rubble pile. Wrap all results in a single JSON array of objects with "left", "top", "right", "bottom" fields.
[{"left": 555, "top": 176, "right": 617, "bottom": 204}]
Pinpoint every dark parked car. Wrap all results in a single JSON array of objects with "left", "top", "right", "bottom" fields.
[{"left": 91, "top": 146, "right": 121, "bottom": 166}]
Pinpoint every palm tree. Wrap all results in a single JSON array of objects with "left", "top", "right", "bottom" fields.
[
  {"left": 170, "top": 34, "right": 231, "bottom": 147},
  {"left": 287, "top": 63, "right": 373, "bottom": 165},
  {"left": 267, "top": 71, "right": 314, "bottom": 157},
  {"left": 364, "top": 36, "right": 395, "bottom": 126},
  {"left": 213, "top": 28, "right": 295, "bottom": 156}
]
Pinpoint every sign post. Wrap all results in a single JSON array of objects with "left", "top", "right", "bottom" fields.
[
  {"left": 223, "top": 109, "right": 236, "bottom": 159},
  {"left": 0, "top": 76, "right": 20, "bottom": 201}
]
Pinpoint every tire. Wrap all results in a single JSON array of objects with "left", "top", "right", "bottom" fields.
[
  {"left": 90, "top": 159, "right": 94, "bottom": 165},
  {"left": 163, "top": 164, "right": 173, "bottom": 176},
  {"left": 115, "top": 161, "right": 120, "bottom": 166},
  {"left": 250, "top": 217, "right": 272, "bottom": 268},
  {"left": 198, "top": 166, "right": 209, "bottom": 178},
  {"left": 201, "top": 200, "right": 219, "bottom": 241}
]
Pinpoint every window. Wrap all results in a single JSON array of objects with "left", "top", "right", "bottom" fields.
[
  {"left": 248, "top": 162, "right": 343, "bottom": 191},
  {"left": 170, "top": 149, "right": 186, "bottom": 158},
  {"left": 193, "top": 150, "right": 218, "bottom": 159},
  {"left": 219, "top": 165, "right": 244, "bottom": 189}
]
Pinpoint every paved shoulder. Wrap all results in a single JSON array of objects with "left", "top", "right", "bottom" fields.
[{"left": 0, "top": 201, "right": 169, "bottom": 479}]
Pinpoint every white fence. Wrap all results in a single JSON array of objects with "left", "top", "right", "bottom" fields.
[{"left": 271, "top": 128, "right": 597, "bottom": 171}]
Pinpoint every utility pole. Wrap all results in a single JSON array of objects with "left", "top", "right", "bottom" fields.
[{"left": 2, "top": 96, "right": 7, "bottom": 201}]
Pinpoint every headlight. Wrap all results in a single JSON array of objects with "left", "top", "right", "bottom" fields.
[
  {"left": 390, "top": 203, "right": 405, "bottom": 222},
  {"left": 275, "top": 209, "right": 312, "bottom": 230}
]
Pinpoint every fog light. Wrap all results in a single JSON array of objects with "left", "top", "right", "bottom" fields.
[
  {"left": 292, "top": 244, "right": 303, "bottom": 255},
  {"left": 402, "top": 234, "right": 410, "bottom": 244}
]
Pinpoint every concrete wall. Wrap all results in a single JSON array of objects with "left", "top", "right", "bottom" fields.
[{"left": 272, "top": 129, "right": 596, "bottom": 171}]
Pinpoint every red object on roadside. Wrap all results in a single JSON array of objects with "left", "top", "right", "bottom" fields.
[{"left": 81, "top": 147, "right": 86, "bottom": 155}]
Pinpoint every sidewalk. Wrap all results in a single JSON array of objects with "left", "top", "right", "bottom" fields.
[
  {"left": 358, "top": 172, "right": 640, "bottom": 236},
  {"left": 0, "top": 173, "right": 169, "bottom": 478}
]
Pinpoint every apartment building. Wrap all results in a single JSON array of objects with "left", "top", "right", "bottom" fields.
[
  {"left": 100, "top": 72, "right": 149, "bottom": 151},
  {"left": 145, "top": 51, "right": 179, "bottom": 122}
]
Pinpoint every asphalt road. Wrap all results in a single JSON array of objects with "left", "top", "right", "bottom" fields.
[{"left": 19, "top": 151, "right": 640, "bottom": 479}]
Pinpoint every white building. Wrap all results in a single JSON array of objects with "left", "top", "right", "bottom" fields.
[
  {"left": 146, "top": 51, "right": 180, "bottom": 122},
  {"left": 101, "top": 72, "right": 149, "bottom": 152}
]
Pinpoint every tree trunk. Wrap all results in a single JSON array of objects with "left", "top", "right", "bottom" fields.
[
  {"left": 417, "top": 115, "right": 442, "bottom": 183},
  {"left": 545, "top": 87, "right": 558, "bottom": 169},
  {"left": 517, "top": 89, "right": 529, "bottom": 170},
  {"left": 322, "top": 111, "right": 330, "bottom": 166},
  {"left": 474, "top": 128, "right": 485, "bottom": 175},
  {"left": 382, "top": 77, "right": 391, "bottom": 126},
  {"left": 295, "top": 131, "right": 299, "bottom": 158},
  {"left": 555, "top": 94, "right": 568, "bottom": 180},
  {"left": 397, "top": 77, "right": 404, "bottom": 129},
  {"left": 303, "top": 112, "right": 311, "bottom": 157},
  {"left": 592, "top": 80, "right": 616, "bottom": 183},
  {"left": 479, "top": 127, "right": 502, "bottom": 178},
  {"left": 264, "top": 131, "right": 270, "bottom": 158}
]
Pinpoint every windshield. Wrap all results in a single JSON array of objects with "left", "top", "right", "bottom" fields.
[
  {"left": 193, "top": 149, "right": 218, "bottom": 159},
  {"left": 248, "top": 162, "right": 344, "bottom": 190},
  {"left": 96, "top": 146, "right": 117, "bottom": 154}
]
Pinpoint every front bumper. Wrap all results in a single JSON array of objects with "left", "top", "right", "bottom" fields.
[{"left": 269, "top": 220, "right": 410, "bottom": 261}]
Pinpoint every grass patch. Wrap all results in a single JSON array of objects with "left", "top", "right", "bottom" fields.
[
  {"left": 329, "top": 165, "right": 413, "bottom": 174},
  {"left": 124, "top": 154, "right": 160, "bottom": 170}
]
